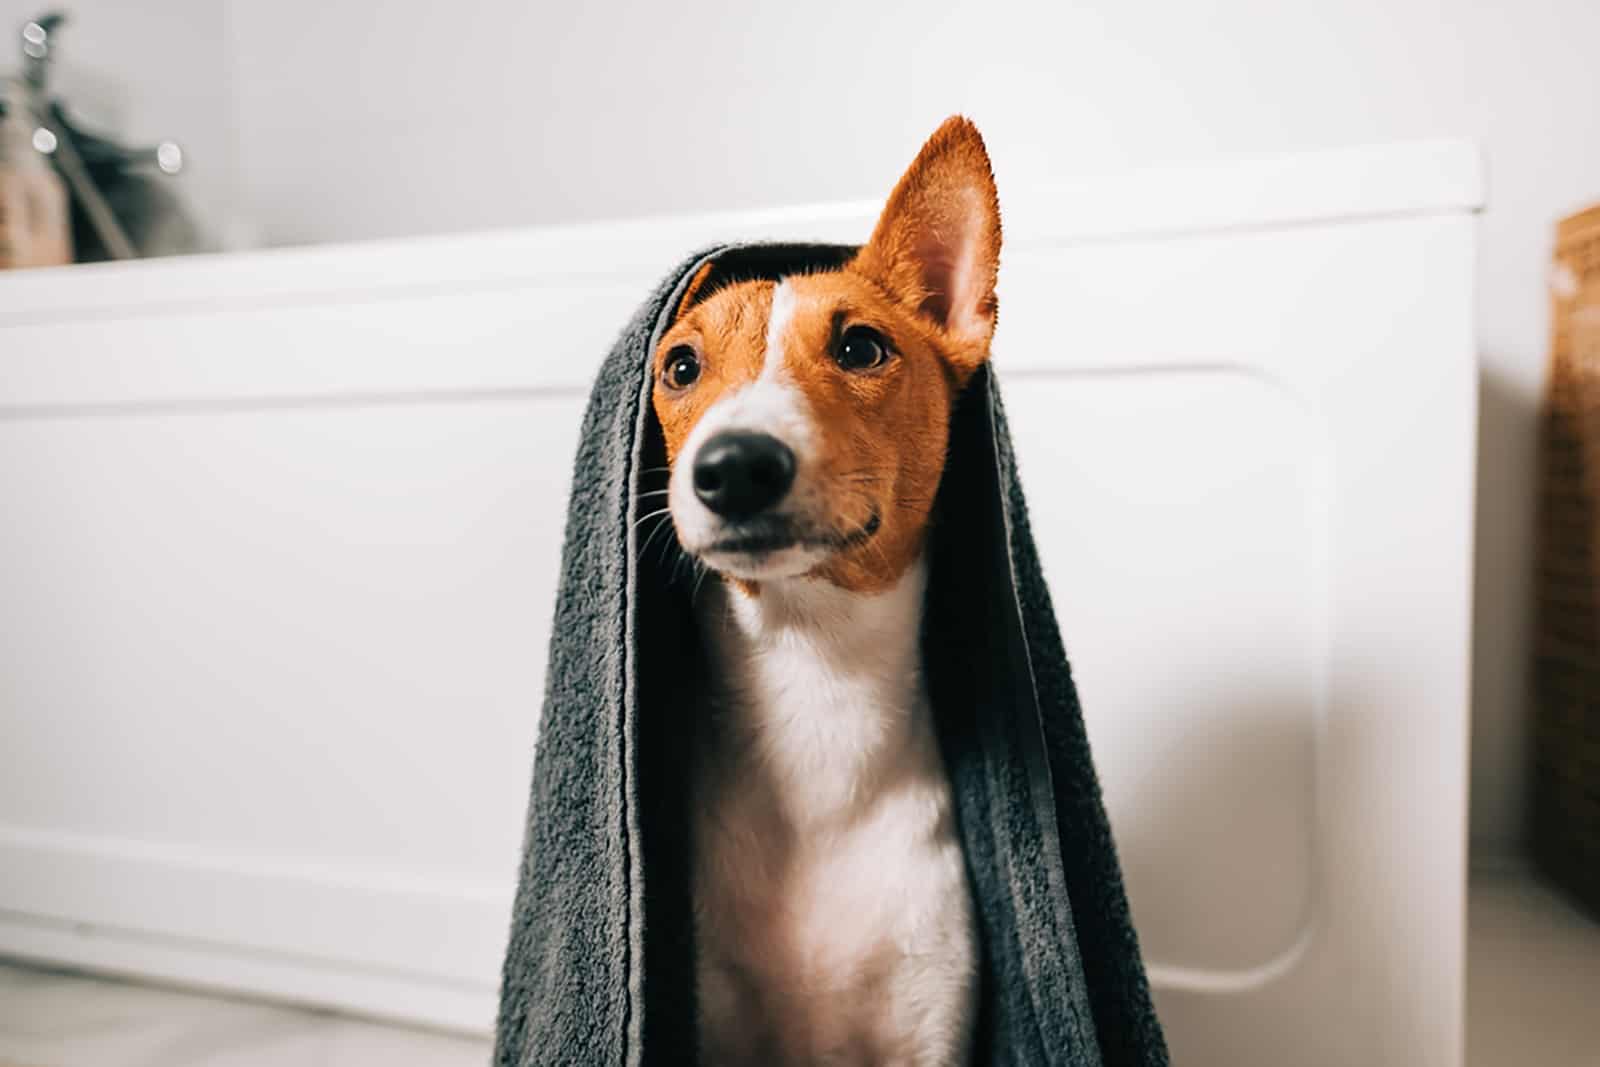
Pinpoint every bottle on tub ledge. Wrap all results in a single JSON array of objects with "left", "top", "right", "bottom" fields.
[
  {"left": 0, "top": 77, "right": 71, "bottom": 269},
  {"left": 1, "top": 10, "right": 204, "bottom": 271}
]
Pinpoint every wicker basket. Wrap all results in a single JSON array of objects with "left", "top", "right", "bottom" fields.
[{"left": 1531, "top": 203, "right": 1600, "bottom": 915}]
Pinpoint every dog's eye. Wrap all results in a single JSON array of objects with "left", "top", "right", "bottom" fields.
[
  {"left": 836, "top": 325, "right": 890, "bottom": 372},
  {"left": 663, "top": 345, "right": 701, "bottom": 389}
]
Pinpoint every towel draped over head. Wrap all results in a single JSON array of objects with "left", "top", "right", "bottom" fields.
[{"left": 494, "top": 244, "right": 1170, "bottom": 1067}]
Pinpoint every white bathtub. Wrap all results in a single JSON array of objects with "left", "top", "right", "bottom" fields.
[{"left": 0, "top": 140, "right": 1482, "bottom": 1066}]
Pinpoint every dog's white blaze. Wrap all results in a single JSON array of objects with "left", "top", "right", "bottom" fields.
[
  {"left": 668, "top": 279, "right": 824, "bottom": 576},
  {"left": 764, "top": 277, "right": 798, "bottom": 368}
]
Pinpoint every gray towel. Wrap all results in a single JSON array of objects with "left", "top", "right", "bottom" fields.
[{"left": 494, "top": 244, "right": 1170, "bottom": 1067}]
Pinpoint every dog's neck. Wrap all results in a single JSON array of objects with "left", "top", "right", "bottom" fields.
[{"left": 694, "top": 558, "right": 932, "bottom": 823}]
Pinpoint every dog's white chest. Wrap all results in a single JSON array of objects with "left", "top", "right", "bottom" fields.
[{"left": 690, "top": 564, "right": 977, "bottom": 1066}]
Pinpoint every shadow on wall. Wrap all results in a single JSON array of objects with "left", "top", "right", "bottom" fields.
[{"left": 1471, "top": 361, "right": 1542, "bottom": 862}]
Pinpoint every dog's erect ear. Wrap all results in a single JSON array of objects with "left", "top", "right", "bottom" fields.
[{"left": 852, "top": 116, "right": 1001, "bottom": 365}]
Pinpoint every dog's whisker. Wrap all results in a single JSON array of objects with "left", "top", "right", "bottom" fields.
[
  {"left": 653, "top": 520, "right": 683, "bottom": 570},
  {"left": 632, "top": 506, "right": 674, "bottom": 530},
  {"left": 638, "top": 515, "right": 676, "bottom": 560}
]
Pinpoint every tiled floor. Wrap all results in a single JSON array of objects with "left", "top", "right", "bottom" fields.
[
  {"left": 1466, "top": 871, "right": 1600, "bottom": 1067},
  {"left": 1, "top": 872, "right": 1596, "bottom": 1066},
  {"left": 0, "top": 964, "right": 490, "bottom": 1067}
]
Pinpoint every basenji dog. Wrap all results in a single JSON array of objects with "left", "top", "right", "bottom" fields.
[{"left": 651, "top": 116, "right": 1000, "bottom": 1066}]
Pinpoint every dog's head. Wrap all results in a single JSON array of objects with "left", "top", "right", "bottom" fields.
[{"left": 651, "top": 116, "right": 1000, "bottom": 593}]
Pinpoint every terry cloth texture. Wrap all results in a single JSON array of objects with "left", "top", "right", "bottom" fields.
[{"left": 494, "top": 244, "right": 1170, "bottom": 1067}]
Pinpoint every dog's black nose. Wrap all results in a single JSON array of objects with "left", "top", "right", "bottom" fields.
[{"left": 692, "top": 432, "right": 796, "bottom": 519}]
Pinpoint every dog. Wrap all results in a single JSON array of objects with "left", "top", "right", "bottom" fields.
[{"left": 651, "top": 115, "right": 1001, "bottom": 1066}]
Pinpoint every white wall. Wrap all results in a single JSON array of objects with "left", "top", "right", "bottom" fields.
[{"left": 10, "top": 0, "right": 1600, "bottom": 861}]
